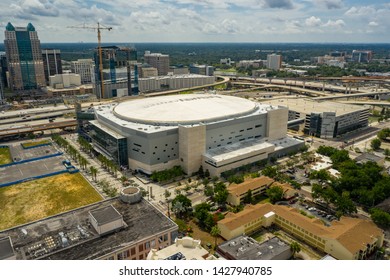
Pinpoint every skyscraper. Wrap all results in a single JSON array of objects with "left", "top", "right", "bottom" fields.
[
  {"left": 93, "top": 46, "right": 138, "bottom": 98},
  {"left": 42, "top": 49, "right": 62, "bottom": 84},
  {"left": 4, "top": 22, "right": 45, "bottom": 91},
  {"left": 144, "top": 51, "right": 170, "bottom": 76},
  {"left": 267, "top": 54, "right": 282, "bottom": 70}
]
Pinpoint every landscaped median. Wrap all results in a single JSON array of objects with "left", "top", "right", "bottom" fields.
[
  {"left": 0, "top": 173, "right": 103, "bottom": 231},
  {"left": 21, "top": 140, "right": 51, "bottom": 149}
]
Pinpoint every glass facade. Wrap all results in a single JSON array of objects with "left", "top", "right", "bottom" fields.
[
  {"left": 90, "top": 123, "right": 128, "bottom": 167},
  {"left": 16, "top": 30, "right": 36, "bottom": 89}
]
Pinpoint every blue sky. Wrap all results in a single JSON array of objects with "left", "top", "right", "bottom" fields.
[{"left": 0, "top": 0, "right": 390, "bottom": 43}]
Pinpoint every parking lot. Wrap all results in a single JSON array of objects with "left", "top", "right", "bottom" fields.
[
  {"left": 9, "top": 143, "right": 59, "bottom": 162},
  {"left": 0, "top": 156, "right": 67, "bottom": 186},
  {"left": 292, "top": 200, "right": 337, "bottom": 225}
]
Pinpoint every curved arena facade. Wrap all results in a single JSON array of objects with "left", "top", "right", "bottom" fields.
[{"left": 88, "top": 94, "right": 304, "bottom": 176}]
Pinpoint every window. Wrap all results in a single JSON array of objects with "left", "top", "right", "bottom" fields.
[
  {"left": 255, "top": 124, "right": 262, "bottom": 128},
  {"left": 131, "top": 247, "right": 136, "bottom": 256},
  {"left": 164, "top": 234, "right": 168, "bottom": 241},
  {"left": 247, "top": 128, "right": 253, "bottom": 130},
  {"left": 139, "top": 244, "right": 144, "bottom": 252},
  {"left": 151, "top": 240, "right": 156, "bottom": 248},
  {"left": 134, "top": 143, "right": 142, "bottom": 147},
  {"left": 145, "top": 241, "right": 150, "bottom": 249}
]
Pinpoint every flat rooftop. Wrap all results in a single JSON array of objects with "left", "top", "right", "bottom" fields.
[
  {"left": 0, "top": 236, "right": 15, "bottom": 260},
  {"left": 204, "top": 139, "right": 274, "bottom": 163},
  {"left": 0, "top": 198, "right": 177, "bottom": 260},
  {"left": 264, "top": 99, "right": 367, "bottom": 116},
  {"left": 218, "top": 236, "right": 291, "bottom": 260}
]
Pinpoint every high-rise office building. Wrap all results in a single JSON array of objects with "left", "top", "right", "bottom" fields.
[
  {"left": 42, "top": 49, "right": 62, "bottom": 84},
  {"left": 71, "top": 59, "right": 94, "bottom": 84},
  {"left": 93, "top": 46, "right": 138, "bottom": 98},
  {"left": 4, "top": 22, "right": 45, "bottom": 91},
  {"left": 352, "top": 50, "right": 373, "bottom": 63},
  {"left": 0, "top": 52, "right": 8, "bottom": 89},
  {"left": 267, "top": 54, "right": 282, "bottom": 70},
  {"left": 144, "top": 51, "right": 170, "bottom": 76}
]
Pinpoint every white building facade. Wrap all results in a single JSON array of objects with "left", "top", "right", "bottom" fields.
[{"left": 89, "top": 94, "right": 304, "bottom": 176}]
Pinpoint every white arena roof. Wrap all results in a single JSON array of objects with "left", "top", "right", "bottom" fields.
[{"left": 113, "top": 94, "right": 260, "bottom": 125}]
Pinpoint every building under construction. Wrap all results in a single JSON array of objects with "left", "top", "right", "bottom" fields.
[{"left": 93, "top": 46, "right": 139, "bottom": 99}]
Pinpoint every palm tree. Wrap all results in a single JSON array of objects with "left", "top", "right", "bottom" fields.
[
  {"left": 172, "top": 201, "right": 185, "bottom": 219},
  {"left": 210, "top": 226, "right": 221, "bottom": 249},
  {"left": 290, "top": 241, "right": 301, "bottom": 259}
]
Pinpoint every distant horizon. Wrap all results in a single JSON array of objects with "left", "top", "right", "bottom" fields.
[{"left": 1, "top": 42, "right": 390, "bottom": 45}]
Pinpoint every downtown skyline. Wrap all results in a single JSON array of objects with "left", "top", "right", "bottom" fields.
[{"left": 0, "top": 1, "right": 390, "bottom": 44}]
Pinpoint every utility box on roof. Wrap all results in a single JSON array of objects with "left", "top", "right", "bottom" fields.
[{"left": 89, "top": 205, "right": 124, "bottom": 236}]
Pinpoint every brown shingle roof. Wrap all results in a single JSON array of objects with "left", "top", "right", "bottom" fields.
[
  {"left": 218, "top": 204, "right": 383, "bottom": 255},
  {"left": 228, "top": 176, "right": 274, "bottom": 197}
]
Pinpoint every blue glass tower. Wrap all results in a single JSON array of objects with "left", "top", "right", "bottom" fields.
[{"left": 4, "top": 22, "right": 45, "bottom": 91}]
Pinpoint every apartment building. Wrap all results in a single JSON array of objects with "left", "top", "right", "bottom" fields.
[{"left": 217, "top": 204, "right": 384, "bottom": 260}]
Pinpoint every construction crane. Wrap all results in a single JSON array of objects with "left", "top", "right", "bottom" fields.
[{"left": 68, "top": 22, "right": 112, "bottom": 99}]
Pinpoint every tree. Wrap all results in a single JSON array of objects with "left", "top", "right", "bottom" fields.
[
  {"left": 370, "top": 208, "right": 390, "bottom": 229},
  {"left": 266, "top": 185, "right": 284, "bottom": 203},
  {"left": 210, "top": 226, "right": 221, "bottom": 249},
  {"left": 171, "top": 194, "right": 192, "bottom": 219},
  {"left": 204, "top": 185, "right": 214, "bottom": 197},
  {"left": 243, "top": 189, "right": 253, "bottom": 204},
  {"left": 194, "top": 203, "right": 214, "bottom": 230},
  {"left": 197, "top": 165, "right": 205, "bottom": 178},
  {"left": 335, "top": 192, "right": 357, "bottom": 215},
  {"left": 290, "top": 241, "right": 301, "bottom": 259},
  {"left": 261, "top": 166, "right": 278, "bottom": 178},
  {"left": 371, "top": 138, "right": 382, "bottom": 150},
  {"left": 214, "top": 189, "right": 229, "bottom": 205},
  {"left": 164, "top": 189, "right": 171, "bottom": 200}
]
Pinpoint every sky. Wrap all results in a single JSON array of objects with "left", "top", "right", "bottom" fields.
[{"left": 0, "top": 0, "right": 390, "bottom": 43}]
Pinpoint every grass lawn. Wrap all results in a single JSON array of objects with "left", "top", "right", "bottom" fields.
[
  {"left": 21, "top": 140, "right": 51, "bottom": 148},
  {"left": 0, "top": 146, "right": 12, "bottom": 165},
  {"left": 0, "top": 173, "right": 103, "bottom": 231}
]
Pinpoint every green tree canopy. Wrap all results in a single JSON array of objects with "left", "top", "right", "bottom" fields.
[
  {"left": 266, "top": 185, "right": 284, "bottom": 203},
  {"left": 370, "top": 138, "right": 382, "bottom": 150},
  {"left": 370, "top": 208, "right": 390, "bottom": 229}
]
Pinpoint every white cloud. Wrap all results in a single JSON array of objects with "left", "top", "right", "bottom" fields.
[
  {"left": 323, "top": 19, "right": 345, "bottom": 28},
  {"left": 305, "top": 16, "right": 322, "bottom": 27},
  {"left": 368, "top": 21, "right": 379, "bottom": 27},
  {"left": 345, "top": 6, "right": 376, "bottom": 17}
]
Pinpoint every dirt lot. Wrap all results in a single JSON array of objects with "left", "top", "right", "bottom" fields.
[
  {"left": 0, "top": 173, "right": 102, "bottom": 231},
  {"left": 188, "top": 220, "right": 225, "bottom": 249}
]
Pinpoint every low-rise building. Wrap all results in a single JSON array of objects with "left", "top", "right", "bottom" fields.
[
  {"left": 147, "top": 236, "right": 215, "bottom": 260},
  {"left": 217, "top": 235, "right": 292, "bottom": 260},
  {"left": 227, "top": 176, "right": 275, "bottom": 206},
  {"left": 217, "top": 203, "right": 384, "bottom": 260},
  {"left": 355, "top": 153, "right": 385, "bottom": 166},
  {"left": 49, "top": 72, "right": 81, "bottom": 89},
  {"left": 0, "top": 198, "right": 178, "bottom": 260},
  {"left": 264, "top": 99, "right": 369, "bottom": 139}
]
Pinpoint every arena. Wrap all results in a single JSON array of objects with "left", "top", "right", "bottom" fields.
[{"left": 87, "top": 94, "right": 304, "bottom": 176}]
